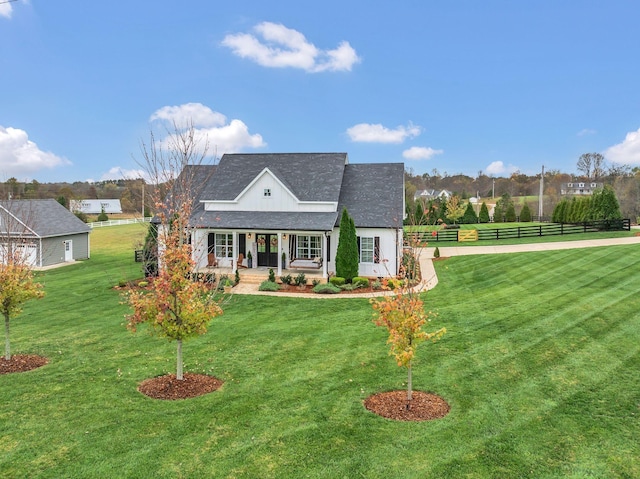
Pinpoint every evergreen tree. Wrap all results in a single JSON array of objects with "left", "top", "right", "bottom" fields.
[
  {"left": 335, "top": 208, "right": 359, "bottom": 282},
  {"left": 479, "top": 202, "right": 490, "bottom": 223},
  {"left": 505, "top": 203, "right": 517, "bottom": 222},
  {"left": 519, "top": 203, "right": 532, "bottom": 222},
  {"left": 462, "top": 202, "right": 478, "bottom": 224},
  {"left": 591, "top": 185, "right": 622, "bottom": 220}
]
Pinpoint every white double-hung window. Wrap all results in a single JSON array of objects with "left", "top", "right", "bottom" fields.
[{"left": 215, "top": 233, "right": 233, "bottom": 258}]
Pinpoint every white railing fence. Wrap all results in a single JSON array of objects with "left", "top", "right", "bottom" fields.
[{"left": 88, "top": 217, "right": 152, "bottom": 228}]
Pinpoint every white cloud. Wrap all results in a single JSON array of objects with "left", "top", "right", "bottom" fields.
[
  {"left": 150, "top": 103, "right": 266, "bottom": 155},
  {"left": 150, "top": 103, "right": 226, "bottom": 128},
  {"left": 222, "top": 22, "right": 361, "bottom": 73},
  {"left": 346, "top": 123, "right": 421, "bottom": 144},
  {"left": 577, "top": 128, "right": 597, "bottom": 137},
  {"left": 604, "top": 128, "right": 640, "bottom": 165},
  {"left": 485, "top": 160, "right": 518, "bottom": 176},
  {"left": 0, "top": 126, "right": 71, "bottom": 178},
  {"left": 0, "top": 2, "right": 13, "bottom": 19},
  {"left": 403, "top": 146, "right": 443, "bottom": 161}
]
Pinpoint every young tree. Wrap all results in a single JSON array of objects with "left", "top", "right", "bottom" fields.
[
  {"left": 478, "top": 202, "right": 490, "bottom": 223},
  {"left": 519, "top": 203, "right": 532, "bottom": 222},
  {"left": 371, "top": 291, "right": 445, "bottom": 403},
  {"left": 445, "top": 195, "right": 465, "bottom": 224},
  {"left": 335, "top": 208, "right": 359, "bottom": 282},
  {"left": 505, "top": 203, "right": 517, "bottom": 222},
  {"left": 462, "top": 201, "right": 478, "bottom": 224},
  {"left": 125, "top": 122, "right": 222, "bottom": 380},
  {"left": 0, "top": 202, "right": 45, "bottom": 360}
]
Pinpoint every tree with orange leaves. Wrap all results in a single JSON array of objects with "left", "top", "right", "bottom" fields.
[
  {"left": 125, "top": 122, "right": 222, "bottom": 380},
  {"left": 371, "top": 289, "right": 445, "bottom": 402}
]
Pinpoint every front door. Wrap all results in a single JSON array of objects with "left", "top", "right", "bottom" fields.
[
  {"left": 64, "top": 240, "right": 73, "bottom": 262},
  {"left": 256, "top": 234, "right": 278, "bottom": 267}
]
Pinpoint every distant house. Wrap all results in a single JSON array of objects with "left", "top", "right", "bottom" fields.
[
  {"left": 168, "top": 153, "right": 405, "bottom": 279},
  {"left": 560, "top": 182, "right": 602, "bottom": 196},
  {"left": 414, "top": 189, "right": 452, "bottom": 201},
  {"left": 0, "top": 199, "right": 91, "bottom": 268},
  {"left": 70, "top": 199, "right": 122, "bottom": 214}
]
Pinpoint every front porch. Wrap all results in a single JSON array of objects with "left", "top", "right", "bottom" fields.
[{"left": 193, "top": 229, "right": 331, "bottom": 279}]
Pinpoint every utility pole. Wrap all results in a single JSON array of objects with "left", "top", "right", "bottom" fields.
[
  {"left": 492, "top": 178, "right": 495, "bottom": 199},
  {"left": 538, "top": 165, "right": 544, "bottom": 221}
]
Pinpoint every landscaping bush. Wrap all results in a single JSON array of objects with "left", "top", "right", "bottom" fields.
[
  {"left": 434, "top": 246, "right": 440, "bottom": 258},
  {"left": 294, "top": 272, "right": 307, "bottom": 286},
  {"left": 97, "top": 210, "right": 108, "bottom": 222},
  {"left": 280, "top": 274, "right": 293, "bottom": 285},
  {"left": 311, "top": 279, "right": 321, "bottom": 287},
  {"left": 330, "top": 276, "right": 346, "bottom": 287},
  {"left": 340, "top": 283, "right": 358, "bottom": 291},
  {"left": 312, "top": 283, "right": 341, "bottom": 294},
  {"left": 353, "top": 276, "right": 369, "bottom": 288},
  {"left": 258, "top": 280, "right": 280, "bottom": 292},
  {"left": 372, "top": 279, "right": 383, "bottom": 290},
  {"left": 268, "top": 269, "right": 275, "bottom": 282}
]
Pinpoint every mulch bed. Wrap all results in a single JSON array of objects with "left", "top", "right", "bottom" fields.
[
  {"left": 0, "top": 354, "right": 49, "bottom": 374},
  {"left": 364, "top": 390, "right": 450, "bottom": 421},
  {"left": 277, "top": 284, "right": 377, "bottom": 294},
  {"left": 138, "top": 373, "right": 224, "bottom": 400}
]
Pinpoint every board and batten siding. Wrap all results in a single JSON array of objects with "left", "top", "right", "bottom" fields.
[{"left": 203, "top": 169, "right": 336, "bottom": 213}]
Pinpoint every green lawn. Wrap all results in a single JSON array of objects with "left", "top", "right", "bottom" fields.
[{"left": 1, "top": 224, "right": 639, "bottom": 478}]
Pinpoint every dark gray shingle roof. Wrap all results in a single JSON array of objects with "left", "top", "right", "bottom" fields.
[
  {"left": 0, "top": 199, "right": 91, "bottom": 238},
  {"left": 200, "top": 153, "right": 348, "bottom": 202},
  {"left": 336, "top": 163, "right": 405, "bottom": 228}
]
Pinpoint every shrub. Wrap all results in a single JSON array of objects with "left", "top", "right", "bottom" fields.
[
  {"left": 340, "top": 283, "right": 358, "bottom": 291},
  {"left": 258, "top": 280, "right": 280, "bottom": 292},
  {"left": 386, "top": 278, "right": 403, "bottom": 290},
  {"left": 312, "top": 283, "right": 341, "bottom": 294},
  {"left": 294, "top": 272, "right": 307, "bottom": 286},
  {"left": 519, "top": 203, "right": 532, "bottom": 222},
  {"left": 372, "top": 279, "right": 383, "bottom": 290},
  {"left": 312, "top": 279, "right": 321, "bottom": 287},
  {"left": 74, "top": 211, "right": 89, "bottom": 223},
  {"left": 280, "top": 274, "right": 293, "bottom": 285},
  {"left": 434, "top": 246, "right": 440, "bottom": 258},
  {"left": 335, "top": 208, "right": 359, "bottom": 282},
  {"left": 118, "top": 279, "right": 128, "bottom": 288},
  {"left": 97, "top": 210, "right": 108, "bottom": 222},
  {"left": 137, "top": 281, "right": 149, "bottom": 288},
  {"left": 353, "top": 276, "right": 369, "bottom": 288},
  {"left": 268, "top": 269, "right": 275, "bottom": 283},
  {"left": 235, "top": 269, "right": 240, "bottom": 285},
  {"left": 330, "top": 276, "right": 346, "bottom": 287}
]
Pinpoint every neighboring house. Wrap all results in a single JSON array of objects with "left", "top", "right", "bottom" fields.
[
  {"left": 70, "top": 199, "right": 123, "bottom": 214},
  {"left": 560, "top": 182, "right": 603, "bottom": 196},
  {"left": 0, "top": 199, "right": 91, "bottom": 268},
  {"left": 181, "top": 153, "right": 405, "bottom": 279},
  {"left": 414, "top": 189, "right": 452, "bottom": 201}
]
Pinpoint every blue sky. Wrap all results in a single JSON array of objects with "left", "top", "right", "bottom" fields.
[{"left": 1, "top": 0, "right": 640, "bottom": 183}]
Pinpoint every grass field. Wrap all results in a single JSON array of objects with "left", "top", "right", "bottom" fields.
[{"left": 1, "top": 224, "right": 639, "bottom": 478}]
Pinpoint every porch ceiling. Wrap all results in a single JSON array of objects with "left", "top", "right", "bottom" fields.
[{"left": 190, "top": 209, "right": 338, "bottom": 231}]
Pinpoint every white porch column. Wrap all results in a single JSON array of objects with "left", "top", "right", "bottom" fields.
[
  {"left": 233, "top": 231, "right": 238, "bottom": 272},
  {"left": 322, "top": 232, "right": 328, "bottom": 279},
  {"left": 277, "top": 233, "right": 283, "bottom": 276}
]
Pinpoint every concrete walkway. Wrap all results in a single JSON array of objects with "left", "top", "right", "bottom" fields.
[{"left": 233, "top": 236, "right": 640, "bottom": 298}]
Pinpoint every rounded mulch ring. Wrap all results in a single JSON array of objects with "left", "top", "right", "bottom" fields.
[
  {"left": 364, "top": 390, "right": 450, "bottom": 421},
  {"left": 0, "top": 354, "right": 49, "bottom": 374},
  {"left": 138, "top": 373, "right": 224, "bottom": 400}
]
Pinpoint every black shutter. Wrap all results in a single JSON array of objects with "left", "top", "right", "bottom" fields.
[
  {"left": 374, "top": 236, "right": 380, "bottom": 263},
  {"left": 290, "top": 235, "right": 297, "bottom": 260},
  {"left": 326, "top": 235, "right": 330, "bottom": 263},
  {"left": 357, "top": 236, "right": 360, "bottom": 261}
]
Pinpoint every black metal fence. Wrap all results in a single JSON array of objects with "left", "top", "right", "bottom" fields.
[{"left": 407, "top": 219, "right": 631, "bottom": 244}]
